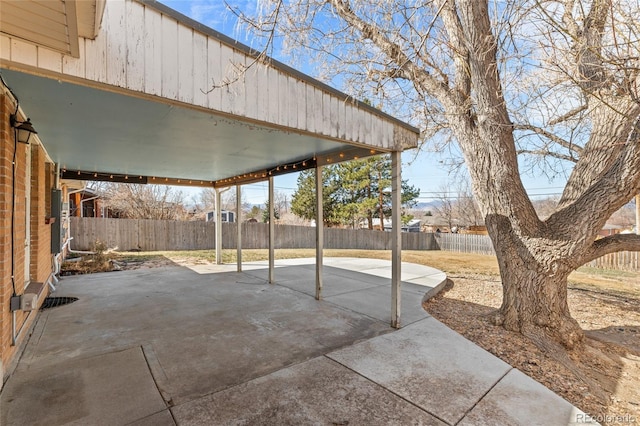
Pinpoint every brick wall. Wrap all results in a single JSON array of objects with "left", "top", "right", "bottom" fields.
[
  {"left": 0, "top": 94, "right": 10, "bottom": 385},
  {"left": 0, "top": 93, "right": 54, "bottom": 383},
  {"left": 30, "top": 144, "right": 53, "bottom": 283}
]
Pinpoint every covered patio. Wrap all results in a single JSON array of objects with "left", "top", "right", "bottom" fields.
[
  {"left": 0, "top": 258, "right": 588, "bottom": 425},
  {"left": 1, "top": 0, "right": 418, "bottom": 332},
  {"left": 0, "top": 1, "right": 594, "bottom": 423}
]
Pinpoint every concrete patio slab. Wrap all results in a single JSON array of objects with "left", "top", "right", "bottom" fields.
[
  {"left": 360, "top": 265, "right": 430, "bottom": 281},
  {"left": 18, "top": 266, "right": 391, "bottom": 407},
  {"left": 1, "top": 258, "right": 594, "bottom": 425},
  {"left": 328, "top": 317, "right": 514, "bottom": 425},
  {"left": 322, "top": 257, "right": 387, "bottom": 270},
  {"left": 248, "top": 265, "right": 387, "bottom": 297},
  {"left": 325, "top": 283, "right": 430, "bottom": 324},
  {"left": 186, "top": 262, "right": 270, "bottom": 274},
  {"left": 171, "top": 356, "right": 446, "bottom": 426},
  {"left": 1, "top": 347, "right": 166, "bottom": 426},
  {"left": 458, "top": 369, "right": 598, "bottom": 425}
]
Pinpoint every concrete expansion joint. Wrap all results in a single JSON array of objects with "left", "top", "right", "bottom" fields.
[
  {"left": 141, "top": 344, "right": 173, "bottom": 405},
  {"left": 323, "top": 354, "right": 451, "bottom": 425},
  {"left": 454, "top": 367, "right": 514, "bottom": 425}
]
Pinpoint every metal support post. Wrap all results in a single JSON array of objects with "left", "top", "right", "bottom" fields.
[
  {"left": 391, "top": 151, "right": 402, "bottom": 328},
  {"left": 236, "top": 184, "right": 242, "bottom": 272},
  {"left": 268, "top": 176, "right": 275, "bottom": 284},
  {"left": 315, "top": 165, "right": 324, "bottom": 300},
  {"left": 215, "top": 188, "right": 223, "bottom": 265}
]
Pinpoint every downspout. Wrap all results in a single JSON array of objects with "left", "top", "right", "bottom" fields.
[
  {"left": 49, "top": 184, "right": 88, "bottom": 292},
  {"left": 64, "top": 184, "right": 86, "bottom": 250},
  {"left": 79, "top": 195, "right": 100, "bottom": 217}
]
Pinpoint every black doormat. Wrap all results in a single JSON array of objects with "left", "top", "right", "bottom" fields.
[{"left": 41, "top": 297, "right": 79, "bottom": 310}]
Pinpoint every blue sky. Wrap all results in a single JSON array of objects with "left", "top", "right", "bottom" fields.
[{"left": 159, "top": 0, "right": 566, "bottom": 206}]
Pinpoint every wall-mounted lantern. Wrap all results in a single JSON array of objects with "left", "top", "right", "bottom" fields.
[{"left": 10, "top": 114, "right": 37, "bottom": 144}]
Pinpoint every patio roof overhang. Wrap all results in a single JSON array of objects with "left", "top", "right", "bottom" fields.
[
  {"left": 0, "top": 0, "right": 419, "bottom": 188},
  {"left": 0, "top": 68, "right": 392, "bottom": 188},
  {"left": 1, "top": 0, "right": 417, "bottom": 328}
]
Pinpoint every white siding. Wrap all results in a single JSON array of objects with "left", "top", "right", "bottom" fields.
[
  {"left": 143, "top": 7, "right": 162, "bottom": 96},
  {"left": 104, "top": 0, "right": 126, "bottom": 87},
  {"left": 62, "top": 37, "right": 85, "bottom": 77},
  {"left": 160, "top": 15, "right": 178, "bottom": 99},
  {"left": 305, "top": 84, "right": 315, "bottom": 133},
  {"left": 267, "top": 66, "right": 279, "bottom": 124},
  {"left": 37, "top": 47, "right": 62, "bottom": 73},
  {"left": 244, "top": 62, "right": 259, "bottom": 120},
  {"left": 0, "top": 0, "right": 417, "bottom": 151},
  {"left": 126, "top": 0, "right": 145, "bottom": 92},
  {"left": 177, "top": 25, "right": 194, "bottom": 104},
  {"left": 1, "top": 35, "right": 11, "bottom": 61},
  {"left": 206, "top": 39, "right": 222, "bottom": 111},
  {"left": 192, "top": 32, "right": 208, "bottom": 107},
  {"left": 10, "top": 39, "right": 37, "bottom": 67},
  {"left": 84, "top": 23, "right": 107, "bottom": 83}
]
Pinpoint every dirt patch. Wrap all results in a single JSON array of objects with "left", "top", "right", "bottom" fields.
[
  {"left": 61, "top": 253, "right": 175, "bottom": 274},
  {"left": 423, "top": 274, "right": 640, "bottom": 424}
]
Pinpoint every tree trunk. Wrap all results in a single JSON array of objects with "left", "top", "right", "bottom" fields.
[{"left": 486, "top": 215, "right": 584, "bottom": 349}]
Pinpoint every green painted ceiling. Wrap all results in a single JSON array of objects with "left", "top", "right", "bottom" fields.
[{"left": 2, "top": 69, "right": 362, "bottom": 184}]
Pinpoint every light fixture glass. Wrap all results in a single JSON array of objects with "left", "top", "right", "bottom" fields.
[{"left": 10, "top": 114, "right": 37, "bottom": 144}]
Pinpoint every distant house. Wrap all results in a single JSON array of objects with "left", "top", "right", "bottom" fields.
[
  {"left": 365, "top": 218, "right": 421, "bottom": 232},
  {"left": 65, "top": 181, "right": 103, "bottom": 218},
  {"left": 402, "top": 219, "right": 422, "bottom": 232},
  {"left": 620, "top": 226, "right": 637, "bottom": 234},
  {"left": 205, "top": 210, "right": 235, "bottom": 223},
  {"left": 599, "top": 224, "right": 625, "bottom": 237}
]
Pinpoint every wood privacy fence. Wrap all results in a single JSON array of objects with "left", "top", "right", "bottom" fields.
[
  {"left": 435, "top": 233, "right": 496, "bottom": 256},
  {"left": 69, "top": 218, "right": 438, "bottom": 252},
  {"left": 69, "top": 218, "right": 639, "bottom": 271},
  {"left": 586, "top": 251, "right": 640, "bottom": 271},
  {"left": 435, "top": 232, "right": 640, "bottom": 271}
]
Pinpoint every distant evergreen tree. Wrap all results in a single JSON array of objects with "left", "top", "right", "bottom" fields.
[{"left": 291, "top": 155, "right": 420, "bottom": 228}]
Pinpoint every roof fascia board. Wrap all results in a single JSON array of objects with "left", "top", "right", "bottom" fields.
[
  {"left": 65, "top": 0, "right": 81, "bottom": 58},
  {"left": 94, "top": 0, "right": 107, "bottom": 38}
]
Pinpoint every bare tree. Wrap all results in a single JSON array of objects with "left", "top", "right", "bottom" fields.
[
  {"left": 455, "top": 180, "right": 481, "bottom": 227},
  {"left": 230, "top": 0, "right": 640, "bottom": 349},
  {"left": 532, "top": 196, "right": 563, "bottom": 221},
  {"left": 261, "top": 189, "right": 288, "bottom": 222},
  {"left": 200, "top": 187, "right": 250, "bottom": 214},
  {"left": 608, "top": 201, "right": 637, "bottom": 227},
  {"left": 432, "top": 184, "right": 455, "bottom": 230},
  {"left": 97, "top": 183, "right": 188, "bottom": 220}
]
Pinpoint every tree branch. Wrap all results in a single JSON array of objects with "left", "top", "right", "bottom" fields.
[
  {"left": 549, "top": 113, "right": 640, "bottom": 237},
  {"left": 561, "top": 0, "right": 579, "bottom": 39},
  {"left": 578, "top": 233, "right": 640, "bottom": 265},
  {"left": 441, "top": 1, "right": 471, "bottom": 110},
  {"left": 327, "top": 0, "right": 451, "bottom": 104},
  {"left": 516, "top": 149, "right": 578, "bottom": 163},
  {"left": 573, "top": 0, "right": 611, "bottom": 89},
  {"left": 548, "top": 104, "right": 588, "bottom": 125},
  {"left": 560, "top": 100, "right": 640, "bottom": 207},
  {"left": 513, "top": 123, "right": 583, "bottom": 157}
]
